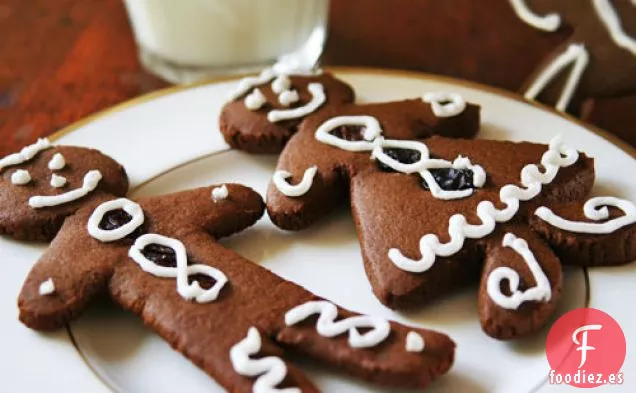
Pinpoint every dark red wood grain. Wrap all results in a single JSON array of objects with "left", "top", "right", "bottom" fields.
[{"left": 0, "top": 0, "right": 634, "bottom": 157}]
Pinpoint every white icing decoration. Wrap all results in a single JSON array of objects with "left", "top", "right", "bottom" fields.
[
  {"left": 315, "top": 115, "right": 382, "bottom": 152},
  {"left": 230, "top": 67, "right": 321, "bottom": 102},
  {"left": 38, "top": 278, "right": 55, "bottom": 296},
  {"left": 405, "top": 331, "right": 425, "bottom": 352},
  {"left": 230, "top": 327, "right": 300, "bottom": 393},
  {"left": 272, "top": 166, "right": 318, "bottom": 197},
  {"left": 388, "top": 136, "right": 579, "bottom": 273},
  {"left": 524, "top": 43, "right": 589, "bottom": 112},
  {"left": 422, "top": 92, "right": 466, "bottom": 117},
  {"left": 284, "top": 300, "right": 391, "bottom": 349},
  {"left": 487, "top": 233, "right": 552, "bottom": 310},
  {"left": 211, "top": 185, "right": 229, "bottom": 202},
  {"left": 48, "top": 153, "right": 66, "bottom": 171},
  {"left": 315, "top": 115, "right": 486, "bottom": 201},
  {"left": 271, "top": 75, "right": 292, "bottom": 94},
  {"left": 0, "top": 138, "right": 51, "bottom": 171},
  {"left": 592, "top": 0, "right": 636, "bottom": 56},
  {"left": 11, "top": 169, "right": 31, "bottom": 185},
  {"left": 509, "top": 0, "right": 561, "bottom": 32},
  {"left": 278, "top": 89, "right": 299, "bottom": 107},
  {"left": 50, "top": 174, "right": 67, "bottom": 188},
  {"left": 128, "top": 234, "right": 228, "bottom": 303},
  {"left": 267, "top": 83, "right": 325, "bottom": 123},
  {"left": 244, "top": 88, "right": 267, "bottom": 110},
  {"left": 535, "top": 196, "right": 636, "bottom": 234},
  {"left": 87, "top": 198, "right": 145, "bottom": 242},
  {"left": 29, "top": 170, "right": 102, "bottom": 208},
  {"left": 229, "top": 68, "right": 276, "bottom": 101}
]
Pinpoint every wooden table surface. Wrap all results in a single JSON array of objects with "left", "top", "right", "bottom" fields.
[{"left": 1, "top": 0, "right": 635, "bottom": 157}]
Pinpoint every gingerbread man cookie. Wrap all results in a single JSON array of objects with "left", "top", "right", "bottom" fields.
[
  {"left": 510, "top": 0, "right": 636, "bottom": 112},
  {"left": 0, "top": 138, "right": 128, "bottom": 241},
  {"left": 219, "top": 68, "right": 355, "bottom": 154},
  {"left": 265, "top": 98, "right": 636, "bottom": 339},
  {"left": 15, "top": 182, "right": 456, "bottom": 391}
]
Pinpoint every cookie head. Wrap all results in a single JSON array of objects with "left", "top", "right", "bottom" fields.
[
  {"left": 0, "top": 139, "right": 128, "bottom": 241},
  {"left": 219, "top": 69, "right": 355, "bottom": 153}
]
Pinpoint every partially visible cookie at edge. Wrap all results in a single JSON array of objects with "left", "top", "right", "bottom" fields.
[{"left": 219, "top": 69, "right": 355, "bottom": 154}]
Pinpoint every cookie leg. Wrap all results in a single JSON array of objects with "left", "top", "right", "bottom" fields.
[
  {"left": 276, "top": 306, "right": 456, "bottom": 389},
  {"left": 153, "top": 236, "right": 457, "bottom": 390},
  {"left": 18, "top": 215, "right": 123, "bottom": 330},
  {"left": 109, "top": 239, "right": 317, "bottom": 393},
  {"left": 478, "top": 226, "right": 563, "bottom": 340}
]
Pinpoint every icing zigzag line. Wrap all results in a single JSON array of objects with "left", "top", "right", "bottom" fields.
[
  {"left": 285, "top": 300, "right": 391, "bottom": 348},
  {"left": 389, "top": 136, "right": 579, "bottom": 273}
]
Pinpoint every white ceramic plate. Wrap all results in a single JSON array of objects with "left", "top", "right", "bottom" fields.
[{"left": 1, "top": 68, "right": 634, "bottom": 393}]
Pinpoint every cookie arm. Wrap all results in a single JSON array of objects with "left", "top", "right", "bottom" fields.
[
  {"left": 18, "top": 213, "right": 123, "bottom": 330},
  {"left": 530, "top": 199, "right": 636, "bottom": 266},
  {"left": 478, "top": 226, "right": 562, "bottom": 339},
  {"left": 140, "top": 184, "right": 265, "bottom": 240}
]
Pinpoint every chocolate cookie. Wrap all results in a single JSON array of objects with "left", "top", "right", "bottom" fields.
[
  {"left": 15, "top": 184, "right": 455, "bottom": 391},
  {"left": 0, "top": 138, "right": 128, "bottom": 241},
  {"left": 510, "top": 0, "right": 636, "bottom": 112},
  {"left": 265, "top": 101, "right": 636, "bottom": 340},
  {"left": 219, "top": 69, "right": 355, "bottom": 153}
]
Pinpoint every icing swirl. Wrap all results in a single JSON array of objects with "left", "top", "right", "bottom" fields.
[
  {"left": 486, "top": 233, "right": 552, "bottom": 310},
  {"left": 230, "top": 327, "right": 300, "bottom": 393}
]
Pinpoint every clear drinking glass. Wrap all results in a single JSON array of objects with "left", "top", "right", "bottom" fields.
[{"left": 123, "top": 0, "right": 330, "bottom": 84}]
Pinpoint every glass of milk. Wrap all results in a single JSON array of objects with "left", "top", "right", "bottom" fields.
[{"left": 123, "top": 0, "right": 330, "bottom": 83}]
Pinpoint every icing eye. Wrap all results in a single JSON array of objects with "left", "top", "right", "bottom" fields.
[
  {"left": 87, "top": 198, "right": 145, "bottom": 242},
  {"left": 139, "top": 244, "right": 218, "bottom": 289},
  {"left": 376, "top": 148, "right": 422, "bottom": 172},
  {"left": 188, "top": 273, "right": 218, "bottom": 290},
  {"left": 141, "top": 243, "right": 177, "bottom": 267},
  {"left": 420, "top": 168, "right": 475, "bottom": 191},
  {"left": 330, "top": 125, "right": 366, "bottom": 141}
]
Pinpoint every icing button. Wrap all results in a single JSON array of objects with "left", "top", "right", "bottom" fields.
[
  {"left": 211, "top": 185, "right": 229, "bottom": 202},
  {"left": 405, "top": 331, "right": 425, "bottom": 352},
  {"left": 38, "top": 278, "right": 55, "bottom": 296}
]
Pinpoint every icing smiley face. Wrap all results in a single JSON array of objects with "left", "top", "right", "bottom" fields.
[
  {"left": 266, "top": 99, "right": 636, "bottom": 340},
  {"left": 15, "top": 184, "right": 457, "bottom": 391},
  {"left": 219, "top": 69, "right": 355, "bottom": 154},
  {"left": 0, "top": 139, "right": 129, "bottom": 241}
]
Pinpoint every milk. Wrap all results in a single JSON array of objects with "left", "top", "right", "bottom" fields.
[{"left": 124, "top": 0, "right": 329, "bottom": 69}]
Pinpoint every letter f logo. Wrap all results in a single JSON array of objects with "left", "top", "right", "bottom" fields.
[{"left": 572, "top": 324, "right": 603, "bottom": 368}]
